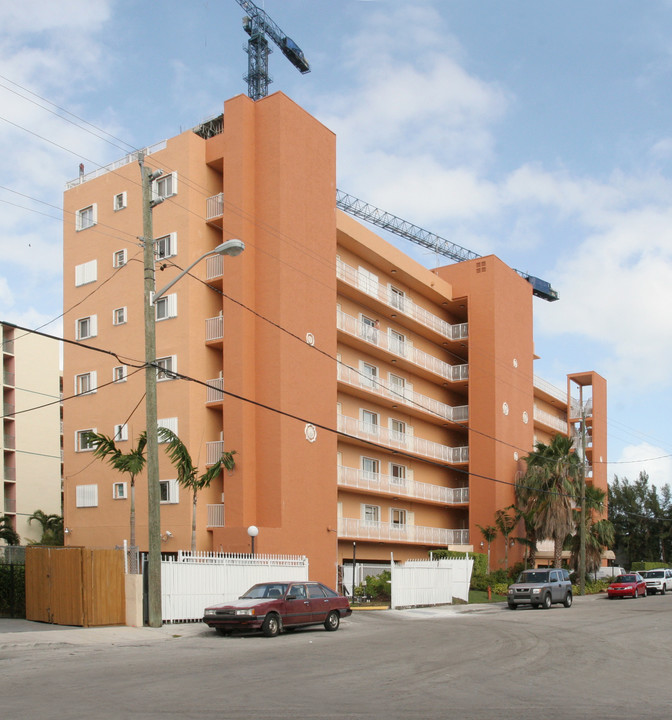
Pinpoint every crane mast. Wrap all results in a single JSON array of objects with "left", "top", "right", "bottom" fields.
[
  {"left": 336, "top": 190, "right": 559, "bottom": 302},
  {"left": 234, "top": 0, "right": 310, "bottom": 101}
]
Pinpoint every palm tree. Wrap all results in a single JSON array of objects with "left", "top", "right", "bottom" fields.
[
  {"left": 512, "top": 477, "right": 539, "bottom": 568},
  {"left": 85, "top": 431, "right": 147, "bottom": 552},
  {"left": 494, "top": 507, "right": 518, "bottom": 569},
  {"left": 568, "top": 485, "right": 615, "bottom": 576},
  {"left": 477, "top": 524, "right": 498, "bottom": 574},
  {"left": 522, "top": 434, "right": 580, "bottom": 568},
  {"left": 158, "top": 427, "right": 236, "bottom": 553},
  {"left": 0, "top": 515, "right": 20, "bottom": 545},
  {"left": 28, "top": 510, "right": 64, "bottom": 545}
]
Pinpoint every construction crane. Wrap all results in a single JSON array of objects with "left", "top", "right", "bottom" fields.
[
  {"left": 336, "top": 190, "right": 559, "bottom": 302},
  {"left": 234, "top": 0, "right": 310, "bottom": 101}
]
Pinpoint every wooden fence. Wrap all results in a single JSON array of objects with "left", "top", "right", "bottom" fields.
[{"left": 26, "top": 547, "right": 125, "bottom": 627}]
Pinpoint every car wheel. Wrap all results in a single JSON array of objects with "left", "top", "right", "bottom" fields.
[
  {"left": 507, "top": 602, "right": 516, "bottom": 610},
  {"left": 542, "top": 593, "right": 552, "bottom": 609},
  {"left": 262, "top": 613, "right": 281, "bottom": 638},
  {"left": 324, "top": 610, "right": 340, "bottom": 632},
  {"left": 662, "top": 586, "right": 666, "bottom": 595},
  {"left": 634, "top": 589, "right": 639, "bottom": 599},
  {"left": 563, "top": 592, "right": 573, "bottom": 608}
]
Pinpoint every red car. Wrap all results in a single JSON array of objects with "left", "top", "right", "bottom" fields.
[
  {"left": 203, "top": 581, "right": 352, "bottom": 637},
  {"left": 607, "top": 573, "right": 647, "bottom": 599}
]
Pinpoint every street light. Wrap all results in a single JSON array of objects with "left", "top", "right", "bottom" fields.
[
  {"left": 141, "top": 154, "right": 244, "bottom": 628},
  {"left": 247, "top": 525, "right": 259, "bottom": 556}
]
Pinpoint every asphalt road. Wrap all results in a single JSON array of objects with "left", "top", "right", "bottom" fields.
[{"left": 1, "top": 594, "right": 671, "bottom": 719}]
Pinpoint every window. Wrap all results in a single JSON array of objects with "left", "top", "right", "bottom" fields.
[
  {"left": 76, "top": 315, "right": 97, "bottom": 340},
  {"left": 361, "top": 362, "right": 378, "bottom": 389},
  {"left": 159, "top": 479, "right": 179, "bottom": 504},
  {"left": 389, "top": 373, "right": 406, "bottom": 399},
  {"left": 75, "top": 429, "right": 96, "bottom": 452},
  {"left": 155, "top": 232, "right": 177, "bottom": 259},
  {"left": 391, "top": 508, "right": 406, "bottom": 527},
  {"left": 155, "top": 294, "right": 177, "bottom": 321},
  {"left": 390, "top": 463, "right": 406, "bottom": 485},
  {"left": 113, "top": 424, "right": 128, "bottom": 442},
  {"left": 75, "top": 371, "right": 97, "bottom": 395},
  {"left": 113, "top": 192, "right": 127, "bottom": 211},
  {"left": 113, "top": 307, "right": 127, "bottom": 325},
  {"left": 113, "top": 365, "right": 127, "bottom": 383},
  {"left": 75, "top": 260, "right": 97, "bottom": 287},
  {"left": 113, "top": 249, "right": 127, "bottom": 268},
  {"left": 390, "top": 419, "right": 406, "bottom": 442},
  {"left": 361, "top": 457, "right": 379, "bottom": 481},
  {"left": 389, "top": 329, "right": 406, "bottom": 356},
  {"left": 153, "top": 172, "right": 178, "bottom": 200},
  {"left": 359, "top": 315, "right": 378, "bottom": 344},
  {"left": 357, "top": 266, "right": 378, "bottom": 296},
  {"left": 157, "top": 417, "right": 178, "bottom": 442},
  {"left": 389, "top": 286, "right": 406, "bottom": 311},
  {"left": 363, "top": 504, "right": 380, "bottom": 525},
  {"left": 156, "top": 356, "right": 177, "bottom": 381},
  {"left": 76, "top": 484, "right": 98, "bottom": 507},
  {"left": 113, "top": 482, "right": 127, "bottom": 499},
  {"left": 76, "top": 204, "right": 97, "bottom": 231},
  {"left": 361, "top": 410, "right": 378, "bottom": 436}
]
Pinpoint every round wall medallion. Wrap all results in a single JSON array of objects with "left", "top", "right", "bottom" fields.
[
  {"left": 513, "top": 358, "right": 518, "bottom": 368},
  {"left": 305, "top": 424, "right": 317, "bottom": 443},
  {"left": 514, "top": 452, "right": 519, "bottom": 461},
  {"left": 522, "top": 411, "right": 529, "bottom": 424},
  {"left": 306, "top": 333, "right": 315, "bottom": 346},
  {"left": 502, "top": 402, "right": 509, "bottom": 416}
]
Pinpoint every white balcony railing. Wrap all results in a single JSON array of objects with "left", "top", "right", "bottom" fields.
[
  {"left": 337, "top": 310, "right": 468, "bottom": 383},
  {"left": 337, "top": 414, "right": 468, "bottom": 465},
  {"left": 338, "top": 517, "right": 469, "bottom": 546},
  {"left": 338, "top": 465, "right": 469, "bottom": 505},
  {"left": 205, "top": 441, "right": 225, "bottom": 466},
  {"left": 533, "top": 406, "right": 568, "bottom": 434},
  {"left": 533, "top": 375, "right": 566, "bottom": 403},
  {"left": 207, "top": 504, "right": 225, "bottom": 527},
  {"left": 205, "top": 377, "right": 225, "bottom": 403},
  {"left": 206, "top": 254, "right": 223, "bottom": 281},
  {"left": 3, "top": 371, "right": 15, "bottom": 386},
  {"left": 337, "top": 259, "right": 468, "bottom": 341},
  {"left": 206, "top": 193, "right": 224, "bottom": 220},
  {"left": 337, "top": 364, "right": 468, "bottom": 423},
  {"left": 205, "top": 316, "right": 223, "bottom": 342}
]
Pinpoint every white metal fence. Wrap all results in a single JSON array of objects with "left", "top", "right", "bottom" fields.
[
  {"left": 391, "top": 557, "right": 473, "bottom": 608},
  {"left": 161, "top": 552, "right": 309, "bottom": 623}
]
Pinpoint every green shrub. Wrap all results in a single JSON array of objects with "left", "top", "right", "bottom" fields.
[
  {"left": 631, "top": 561, "right": 672, "bottom": 572},
  {"left": 361, "top": 570, "right": 391, "bottom": 602}
]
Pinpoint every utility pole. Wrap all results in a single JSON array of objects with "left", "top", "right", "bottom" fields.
[
  {"left": 139, "top": 152, "right": 163, "bottom": 627},
  {"left": 579, "top": 405, "right": 587, "bottom": 596}
]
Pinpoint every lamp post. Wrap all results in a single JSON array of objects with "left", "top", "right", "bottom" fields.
[
  {"left": 247, "top": 525, "right": 259, "bottom": 556},
  {"left": 140, "top": 153, "right": 244, "bottom": 628}
]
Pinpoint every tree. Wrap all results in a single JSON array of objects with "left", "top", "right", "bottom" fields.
[
  {"left": 522, "top": 434, "right": 580, "bottom": 568},
  {"left": 0, "top": 515, "right": 20, "bottom": 545},
  {"left": 568, "top": 485, "right": 614, "bottom": 575},
  {"left": 85, "top": 431, "right": 147, "bottom": 552},
  {"left": 27, "top": 510, "right": 64, "bottom": 546},
  {"left": 477, "top": 524, "right": 497, "bottom": 574},
  {"left": 158, "top": 427, "right": 236, "bottom": 553},
  {"left": 494, "top": 507, "right": 518, "bottom": 569}
]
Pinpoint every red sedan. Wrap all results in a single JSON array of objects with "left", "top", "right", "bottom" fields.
[
  {"left": 203, "top": 581, "right": 352, "bottom": 637},
  {"left": 607, "top": 573, "right": 647, "bottom": 599}
]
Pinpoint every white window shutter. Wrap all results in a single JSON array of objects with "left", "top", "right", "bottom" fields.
[
  {"left": 406, "top": 424, "right": 414, "bottom": 438},
  {"left": 407, "top": 468, "right": 414, "bottom": 482},
  {"left": 90, "top": 371, "right": 97, "bottom": 391},
  {"left": 167, "top": 293, "right": 177, "bottom": 318},
  {"left": 406, "top": 511, "right": 415, "bottom": 527},
  {"left": 170, "top": 172, "right": 178, "bottom": 195},
  {"left": 337, "top": 502, "right": 343, "bottom": 519},
  {"left": 90, "top": 315, "right": 97, "bottom": 336},
  {"left": 170, "top": 232, "right": 177, "bottom": 256}
]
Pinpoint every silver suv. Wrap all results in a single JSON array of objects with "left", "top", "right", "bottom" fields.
[
  {"left": 642, "top": 568, "right": 672, "bottom": 595},
  {"left": 507, "top": 568, "right": 573, "bottom": 610}
]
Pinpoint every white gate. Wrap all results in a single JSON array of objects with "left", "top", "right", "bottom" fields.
[
  {"left": 161, "top": 552, "right": 309, "bottom": 623},
  {"left": 390, "top": 557, "right": 473, "bottom": 609}
]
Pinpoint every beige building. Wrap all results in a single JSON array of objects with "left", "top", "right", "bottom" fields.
[{"left": 1, "top": 322, "right": 62, "bottom": 544}]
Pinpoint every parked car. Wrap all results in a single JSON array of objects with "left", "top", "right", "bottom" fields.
[
  {"left": 641, "top": 569, "right": 672, "bottom": 595},
  {"left": 595, "top": 566, "right": 626, "bottom": 580},
  {"left": 607, "top": 574, "right": 647, "bottom": 599},
  {"left": 506, "top": 568, "right": 573, "bottom": 609},
  {"left": 203, "top": 581, "right": 352, "bottom": 637}
]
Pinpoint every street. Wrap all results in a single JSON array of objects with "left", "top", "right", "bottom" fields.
[{"left": 1, "top": 594, "right": 671, "bottom": 719}]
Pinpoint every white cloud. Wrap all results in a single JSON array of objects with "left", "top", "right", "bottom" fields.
[{"left": 609, "top": 442, "right": 672, "bottom": 490}]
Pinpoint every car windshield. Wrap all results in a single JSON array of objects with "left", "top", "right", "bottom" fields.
[
  {"left": 517, "top": 571, "right": 550, "bottom": 583},
  {"left": 241, "top": 583, "right": 288, "bottom": 599},
  {"left": 648, "top": 571, "right": 664, "bottom": 578},
  {"left": 614, "top": 575, "right": 637, "bottom": 583}
]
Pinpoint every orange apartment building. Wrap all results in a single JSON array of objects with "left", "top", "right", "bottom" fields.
[{"left": 62, "top": 91, "right": 607, "bottom": 586}]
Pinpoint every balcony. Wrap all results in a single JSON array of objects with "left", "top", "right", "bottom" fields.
[
  {"left": 534, "top": 375, "right": 566, "bottom": 404},
  {"left": 338, "top": 465, "right": 469, "bottom": 505},
  {"left": 3, "top": 402, "right": 14, "bottom": 417},
  {"left": 337, "top": 413, "right": 469, "bottom": 465},
  {"left": 207, "top": 504, "right": 225, "bottom": 527},
  {"left": 338, "top": 517, "right": 469, "bottom": 546},
  {"left": 337, "top": 310, "right": 468, "bottom": 383},
  {"left": 205, "top": 316, "right": 223, "bottom": 344},
  {"left": 337, "top": 364, "right": 468, "bottom": 423},
  {"left": 337, "top": 259, "right": 467, "bottom": 342},
  {"left": 3, "top": 371, "right": 15, "bottom": 387},
  {"left": 206, "top": 254, "right": 223, "bottom": 282},
  {"left": 3, "top": 339, "right": 13, "bottom": 354},
  {"left": 533, "top": 405, "right": 568, "bottom": 434},
  {"left": 3, "top": 497, "right": 16, "bottom": 513},
  {"left": 205, "top": 377, "right": 225, "bottom": 404},
  {"left": 206, "top": 193, "right": 224, "bottom": 226},
  {"left": 3, "top": 433, "right": 15, "bottom": 450},
  {"left": 4, "top": 466, "right": 15, "bottom": 482},
  {"left": 205, "top": 441, "right": 225, "bottom": 466}
]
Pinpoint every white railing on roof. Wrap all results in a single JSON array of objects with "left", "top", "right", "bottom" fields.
[
  {"left": 337, "top": 413, "right": 468, "bottom": 465},
  {"left": 337, "top": 465, "right": 469, "bottom": 504},
  {"left": 337, "top": 259, "right": 468, "bottom": 341},
  {"left": 533, "top": 375, "right": 566, "bottom": 403},
  {"left": 337, "top": 310, "right": 468, "bottom": 383},
  {"left": 338, "top": 518, "right": 469, "bottom": 546},
  {"left": 65, "top": 141, "right": 167, "bottom": 188},
  {"left": 337, "top": 363, "right": 468, "bottom": 423}
]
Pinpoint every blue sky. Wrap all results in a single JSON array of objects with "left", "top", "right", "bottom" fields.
[{"left": 1, "top": 0, "right": 671, "bottom": 488}]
